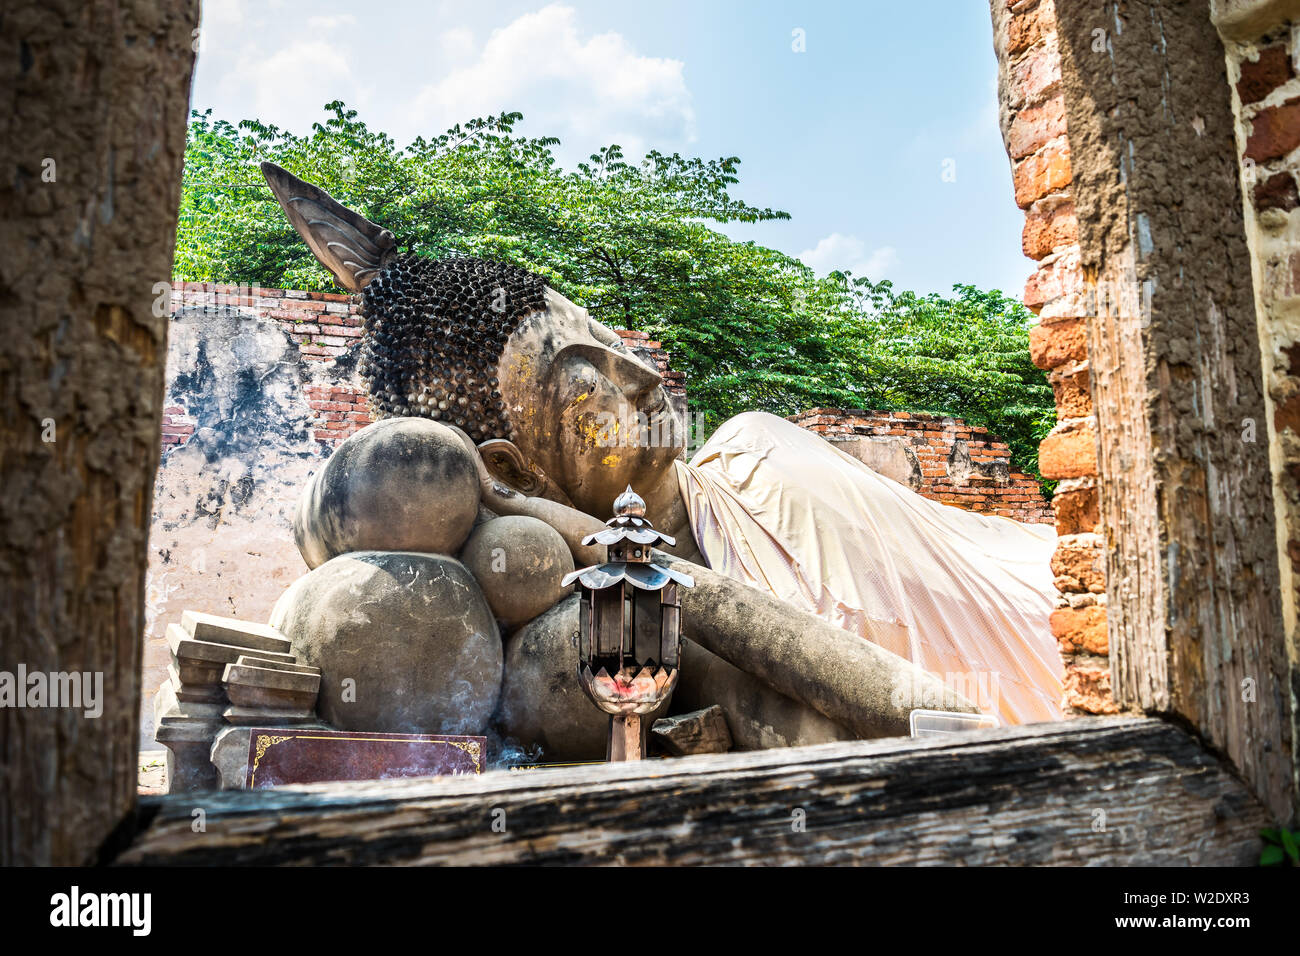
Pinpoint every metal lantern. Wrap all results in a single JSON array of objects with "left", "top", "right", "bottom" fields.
[{"left": 564, "top": 486, "right": 694, "bottom": 761}]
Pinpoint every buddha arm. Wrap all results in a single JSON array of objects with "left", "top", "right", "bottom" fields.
[
  {"left": 652, "top": 551, "right": 980, "bottom": 736},
  {"left": 481, "top": 480, "right": 607, "bottom": 567}
]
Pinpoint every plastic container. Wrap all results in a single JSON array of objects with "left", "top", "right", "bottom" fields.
[{"left": 908, "top": 708, "right": 999, "bottom": 738}]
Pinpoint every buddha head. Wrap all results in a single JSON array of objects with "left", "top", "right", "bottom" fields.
[{"left": 261, "top": 162, "right": 684, "bottom": 517}]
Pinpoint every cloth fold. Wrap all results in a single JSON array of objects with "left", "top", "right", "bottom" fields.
[{"left": 675, "top": 412, "right": 1062, "bottom": 726}]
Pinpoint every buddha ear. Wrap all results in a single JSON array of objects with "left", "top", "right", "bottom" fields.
[
  {"left": 478, "top": 439, "right": 574, "bottom": 506},
  {"left": 260, "top": 161, "right": 396, "bottom": 292}
]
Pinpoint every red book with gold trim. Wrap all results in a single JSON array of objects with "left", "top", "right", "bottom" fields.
[{"left": 244, "top": 728, "right": 485, "bottom": 789}]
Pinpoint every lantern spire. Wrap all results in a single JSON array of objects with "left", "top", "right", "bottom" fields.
[
  {"left": 562, "top": 487, "right": 694, "bottom": 584},
  {"left": 612, "top": 485, "right": 646, "bottom": 517}
]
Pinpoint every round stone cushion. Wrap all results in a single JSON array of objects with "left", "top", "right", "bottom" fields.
[
  {"left": 459, "top": 515, "right": 574, "bottom": 628},
  {"left": 270, "top": 551, "right": 502, "bottom": 735},
  {"left": 294, "top": 417, "right": 479, "bottom": 569},
  {"left": 496, "top": 596, "right": 606, "bottom": 761}
]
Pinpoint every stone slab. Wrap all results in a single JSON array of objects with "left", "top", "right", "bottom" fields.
[
  {"left": 651, "top": 704, "right": 734, "bottom": 756},
  {"left": 167, "top": 623, "right": 296, "bottom": 667},
  {"left": 224, "top": 681, "right": 318, "bottom": 711},
  {"left": 222, "top": 662, "right": 320, "bottom": 694},
  {"left": 182, "top": 610, "right": 293, "bottom": 655},
  {"left": 222, "top": 705, "right": 322, "bottom": 726},
  {"left": 167, "top": 662, "right": 225, "bottom": 703},
  {"left": 233, "top": 655, "right": 320, "bottom": 675}
]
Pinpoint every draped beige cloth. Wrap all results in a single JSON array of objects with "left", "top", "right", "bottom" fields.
[{"left": 675, "top": 412, "right": 1063, "bottom": 726}]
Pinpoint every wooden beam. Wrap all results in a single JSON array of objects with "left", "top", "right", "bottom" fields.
[
  {"left": 114, "top": 718, "right": 1268, "bottom": 866},
  {"left": 1053, "top": 1, "right": 1295, "bottom": 821}
]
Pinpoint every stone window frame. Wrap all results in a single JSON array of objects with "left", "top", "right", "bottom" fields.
[
  {"left": 106, "top": 3, "right": 1296, "bottom": 866},
  {"left": 8, "top": 0, "right": 1297, "bottom": 866}
]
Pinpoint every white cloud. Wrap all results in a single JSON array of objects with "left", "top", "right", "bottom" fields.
[
  {"left": 307, "top": 14, "right": 357, "bottom": 31},
  {"left": 797, "top": 233, "right": 899, "bottom": 280},
  {"left": 439, "top": 27, "right": 476, "bottom": 65},
  {"left": 410, "top": 4, "right": 695, "bottom": 158},
  {"left": 213, "top": 37, "right": 368, "bottom": 132},
  {"left": 202, "top": 0, "right": 250, "bottom": 29}
]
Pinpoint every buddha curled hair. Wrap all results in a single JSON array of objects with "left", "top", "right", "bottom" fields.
[
  {"left": 258, "top": 161, "right": 547, "bottom": 442},
  {"left": 357, "top": 254, "right": 546, "bottom": 440}
]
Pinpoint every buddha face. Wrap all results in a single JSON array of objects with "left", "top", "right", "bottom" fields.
[{"left": 497, "top": 288, "right": 685, "bottom": 517}]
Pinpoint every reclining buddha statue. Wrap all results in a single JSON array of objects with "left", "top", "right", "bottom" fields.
[{"left": 260, "top": 162, "right": 1063, "bottom": 749}]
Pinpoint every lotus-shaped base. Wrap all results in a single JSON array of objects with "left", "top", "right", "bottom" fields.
[{"left": 578, "top": 663, "right": 678, "bottom": 717}]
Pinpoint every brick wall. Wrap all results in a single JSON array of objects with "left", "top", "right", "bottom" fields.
[
  {"left": 302, "top": 384, "right": 371, "bottom": 447},
  {"left": 789, "top": 408, "right": 1053, "bottom": 524},
  {"left": 616, "top": 329, "right": 688, "bottom": 397},
  {"left": 159, "top": 404, "right": 195, "bottom": 450},
  {"left": 165, "top": 284, "right": 368, "bottom": 451},
  {"left": 991, "top": 0, "right": 1113, "bottom": 715}
]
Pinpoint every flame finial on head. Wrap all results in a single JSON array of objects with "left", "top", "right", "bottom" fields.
[{"left": 612, "top": 485, "right": 646, "bottom": 518}]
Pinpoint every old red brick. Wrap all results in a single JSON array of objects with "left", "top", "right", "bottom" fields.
[
  {"left": 1051, "top": 540, "right": 1105, "bottom": 592},
  {"left": 1013, "top": 144, "right": 1072, "bottom": 207},
  {"left": 1051, "top": 366, "right": 1092, "bottom": 418},
  {"left": 1246, "top": 96, "right": 1300, "bottom": 162},
  {"left": 1237, "top": 45, "right": 1294, "bottom": 105},
  {"left": 1254, "top": 171, "right": 1300, "bottom": 212},
  {"left": 1009, "top": 36, "right": 1061, "bottom": 108},
  {"left": 1023, "top": 254, "right": 1083, "bottom": 312},
  {"left": 1022, "top": 200, "right": 1078, "bottom": 258},
  {"left": 1008, "top": 95, "right": 1067, "bottom": 160},
  {"left": 1007, "top": 0, "right": 1054, "bottom": 57},
  {"left": 1063, "top": 662, "right": 1120, "bottom": 714},
  {"left": 1052, "top": 486, "right": 1099, "bottom": 535},
  {"left": 1273, "top": 391, "right": 1300, "bottom": 433},
  {"left": 1039, "top": 423, "right": 1096, "bottom": 479}
]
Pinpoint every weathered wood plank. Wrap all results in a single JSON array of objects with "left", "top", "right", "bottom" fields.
[
  {"left": 0, "top": 0, "right": 199, "bottom": 865},
  {"left": 114, "top": 718, "right": 1268, "bottom": 866},
  {"left": 1054, "top": 1, "right": 1294, "bottom": 821}
]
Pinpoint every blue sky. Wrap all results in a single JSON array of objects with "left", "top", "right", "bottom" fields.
[{"left": 192, "top": 0, "right": 1028, "bottom": 298}]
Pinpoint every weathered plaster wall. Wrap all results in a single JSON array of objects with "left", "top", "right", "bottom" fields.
[
  {"left": 1052, "top": 0, "right": 1291, "bottom": 820},
  {"left": 789, "top": 408, "right": 1053, "bottom": 524},
  {"left": 140, "top": 288, "right": 364, "bottom": 746},
  {"left": 1212, "top": 0, "right": 1300, "bottom": 742}
]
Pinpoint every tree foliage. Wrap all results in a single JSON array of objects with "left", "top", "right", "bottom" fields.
[{"left": 175, "top": 102, "right": 1054, "bottom": 483}]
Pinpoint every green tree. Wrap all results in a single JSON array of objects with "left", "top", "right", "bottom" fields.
[{"left": 175, "top": 102, "right": 1054, "bottom": 486}]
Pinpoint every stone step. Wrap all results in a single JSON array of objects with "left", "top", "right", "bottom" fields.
[
  {"left": 152, "top": 680, "right": 224, "bottom": 739},
  {"left": 167, "top": 662, "right": 227, "bottom": 704},
  {"left": 223, "top": 662, "right": 320, "bottom": 711},
  {"left": 168, "top": 656, "right": 223, "bottom": 690},
  {"left": 223, "top": 662, "right": 320, "bottom": 695},
  {"left": 181, "top": 610, "right": 293, "bottom": 655},
  {"left": 222, "top": 705, "right": 323, "bottom": 726},
  {"left": 167, "top": 623, "right": 296, "bottom": 667},
  {"left": 233, "top": 654, "right": 320, "bottom": 676}
]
